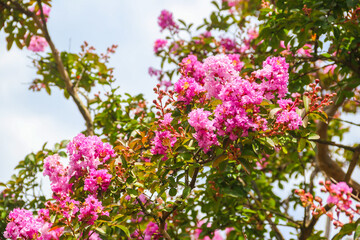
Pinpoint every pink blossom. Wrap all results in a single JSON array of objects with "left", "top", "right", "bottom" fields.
[
  {"left": 148, "top": 67, "right": 162, "bottom": 77},
  {"left": 144, "top": 221, "right": 164, "bottom": 240},
  {"left": 67, "top": 133, "right": 115, "bottom": 178},
  {"left": 279, "top": 40, "right": 292, "bottom": 56},
  {"left": 276, "top": 109, "right": 302, "bottom": 130},
  {"left": 84, "top": 169, "right": 112, "bottom": 193},
  {"left": 323, "top": 64, "right": 337, "bottom": 74},
  {"left": 78, "top": 195, "right": 108, "bottom": 225},
  {"left": 43, "top": 154, "right": 70, "bottom": 195},
  {"left": 222, "top": 0, "right": 241, "bottom": 7},
  {"left": 4, "top": 208, "right": 42, "bottom": 240},
  {"left": 254, "top": 56, "right": 289, "bottom": 99},
  {"left": 219, "top": 37, "right": 238, "bottom": 52},
  {"left": 327, "top": 182, "right": 353, "bottom": 209},
  {"left": 297, "top": 44, "right": 312, "bottom": 57},
  {"left": 188, "top": 109, "right": 219, "bottom": 152},
  {"left": 38, "top": 222, "right": 63, "bottom": 240},
  {"left": 227, "top": 54, "right": 245, "bottom": 72},
  {"left": 154, "top": 39, "right": 167, "bottom": 53},
  {"left": 28, "top": 36, "right": 48, "bottom": 52},
  {"left": 180, "top": 55, "right": 205, "bottom": 84},
  {"left": 203, "top": 55, "right": 238, "bottom": 98},
  {"left": 151, "top": 130, "right": 177, "bottom": 160},
  {"left": 159, "top": 113, "right": 173, "bottom": 127},
  {"left": 158, "top": 10, "right": 179, "bottom": 32},
  {"left": 174, "top": 77, "right": 205, "bottom": 104}
]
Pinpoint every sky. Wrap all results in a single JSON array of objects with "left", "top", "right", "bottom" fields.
[
  {"left": 0, "top": 0, "right": 214, "bottom": 183},
  {"left": 1, "top": 1, "right": 359, "bottom": 238}
]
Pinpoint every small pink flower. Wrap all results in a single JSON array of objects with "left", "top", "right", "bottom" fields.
[
  {"left": 28, "top": 36, "right": 48, "bottom": 52},
  {"left": 154, "top": 39, "right": 167, "bottom": 53}
]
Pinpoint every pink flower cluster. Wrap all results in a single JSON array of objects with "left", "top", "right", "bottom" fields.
[
  {"left": 188, "top": 109, "right": 219, "bottom": 152},
  {"left": 67, "top": 133, "right": 115, "bottom": 178},
  {"left": 154, "top": 39, "right": 167, "bottom": 53},
  {"left": 158, "top": 10, "right": 179, "bottom": 33},
  {"left": 151, "top": 130, "right": 177, "bottom": 160},
  {"left": 222, "top": 0, "right": 241, "bottom": 7},
  {"left": 43, "top": 154, "right": 70, "bottom": 195},
  {"left": 180, "top": 55, "right": 205, "bottom": 84},
  {"left": 173, "top": 54, "right": 299, "bottom": 151},
  {"left": 29, "top": 4, "right": 51, "bottom": 18},
  {"left": 253, "top": 56, "right": 289, "bottom": 99},
  {"left": 4, "top": 209, "right": 42, "bottom": 239},
  {"left": 323, "top": 181, "right": 353, "bottom": 210},
  {"left": 174, "top": 77, "right": 205, "bottom": 104},
  {"left": 275, "top": 99, "right": 302, "bottom": 130},
  {"left": 78, "top": 195, "right": 109, "bottom": 225},
  {"left": 143, "top": 221, "right": 164, "bottom": 240},
  {"left": 193, "top": 221, "right": 234, "bottom": 240},
  {"left": 296, "top": 181, "right": 359, "bottom": 228},
  {"left": 4, "top": 208, "right": 63, "bottom": 240},
  {"left": 84, "top": 168, "right": 112, "bottom": 193},
  {"left": 28, "top": 36, "right": 48, "bottom": 52}
]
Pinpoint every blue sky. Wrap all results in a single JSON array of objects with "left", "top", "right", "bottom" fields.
[{"left": 0, "top": 0, "right": 214, "bottom": 183}]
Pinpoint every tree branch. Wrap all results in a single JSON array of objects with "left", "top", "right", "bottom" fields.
[{"left": 2, "top": 0, "right": 94, "bottom": 135}]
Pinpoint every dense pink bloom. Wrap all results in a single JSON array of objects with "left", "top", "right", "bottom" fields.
[
  {"left": 158, "top": 10, "right": 179, "bottom": 32},
  {"left": 188, "top": 109, "right": 218, "bottom": 152},
  {"left": 154, "top": 39, "right": 167, "bottom": 53},
  {"left": 219, "top": 37, "right": 238, "bottom": 52},
  {"left": 43, "top": 154, "right": 70, "bottom": 195},
  {"left": 174, "top": 77, "right": 205, "bottom": 104},
  {"left": 144, "top": 222, "right": 164, "bottom": 240},
  {"left": 276, "top": 99, "right": 302, "bottom": 130},
  {"left": 327, "top": 182, "right": 353, "bottom": 209},
  {"left": 159, "top": 113, "right": 173, "bottom": 127},
  {"left": 28, "top": 36, "right": 48, "bottom": 52},
  {"left": 4, "top": 208, "right": 42, "bottom": 240},
  {"left": 297, "top": 44, "right": 312, "bottom": 57},
  {"left": 227, "top": 54, "right": 245, "bottom": 72},
  {"left": 253, "top": 56, "right": 289, "bottom": 99},
  {"left": 38, "top": 223, "right": 63, "bottom": 240},
  {"left": 67, "top": 133, "right": 115, "bottom": 178},
  {"left": 151, "top": 130, "right": 177, "bottom": 160},
  {"left": 218, "top": 77, "right": 263, "bottom": 106},
  {"left": 276, "top": 109, "right": 302, "bottom": 130},
  {"left": 180, "top": 55, "right": 205, "bottom": 84},
  {"left": 84, "top": 169, "right": 112, "bottom": 193},
  {"left": 203, "top": 55, "right": 238, "bottom": 98},
  {"left": 78, "top": 195, "right": 108, "bottom": 225}
]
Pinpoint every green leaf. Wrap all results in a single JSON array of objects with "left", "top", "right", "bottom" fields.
[
  {"left": 182, "top": 186, "right": 191, "bottom": 199},
  {"left": 169, "top": 188, "right": 177, "bottom": 197},
  {"left": 112, "top": 224, "right": 130, "bottom": 238},
  {"left": 303, "top": 95, "right": 310, "bottom": 112},
  {"left": 333, "top": 222, "right": 357, "bottom": 240},
  {"left": 308, "top": 133, "right": 320, "bottom": 140},
  {"left": 212, "top": 154, "right": 227, "bottom": 168},
  {"left": 354, "top": 223, "right": 360, "bottom": 240},
  {"left": 298, "top": 138, "right": 307, "bottom": 152}
]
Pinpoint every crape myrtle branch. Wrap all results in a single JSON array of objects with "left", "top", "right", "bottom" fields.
[
  {"left": 299, "top": 204, "right": 332, "bottom": 240},
  {"left": 0, "top": 0, "right": 94, "bottom": 135},
  {"left": 316, "top": 97, "right": 360, "bottom": 201}
]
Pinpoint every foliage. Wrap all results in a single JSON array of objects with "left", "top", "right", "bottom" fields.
[{"left": 1, "top": 0, "right": 360, "bottom": 239}]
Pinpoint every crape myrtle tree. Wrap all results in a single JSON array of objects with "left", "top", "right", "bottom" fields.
[{"left": 0, "top": 0, "right": 360, "bottom": 239}]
